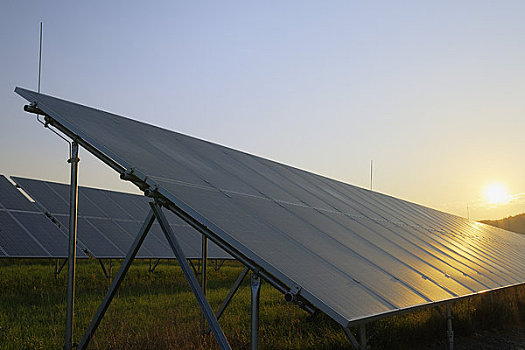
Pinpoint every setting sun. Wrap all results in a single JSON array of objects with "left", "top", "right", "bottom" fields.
[{"left": 484, "top": 183, "right": 511, "bottom": 205}]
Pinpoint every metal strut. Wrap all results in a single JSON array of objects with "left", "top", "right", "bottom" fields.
[
  {"left": 251, "top": 273, "right": 261, "bottom": 350},
  {"left": 201, "top": 234, "right": 208, "bottom": 334},
  {"left": 152, "top": 204, "right": 231, "bottom": 350},
  {"left": 77, "top": 209, "right": 156, "bottom": 350},
  {"left": 64, "top": 141, "right": 79, "bottom": 350},
  {"left": 55, "top": 258, "right": 68, "bottom": 279}
]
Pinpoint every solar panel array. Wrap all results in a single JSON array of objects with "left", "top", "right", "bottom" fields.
[
  {"left": 16, "top": 87, "right": 525, "bottom": 327},
  {"left": 13, "top": 176, "right": 231, "bottom": 260},
  {"left": 0, "top": 175, "right": 87, "bottom": 258}
]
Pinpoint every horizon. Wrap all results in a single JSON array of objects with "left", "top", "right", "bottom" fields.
[{"left": 1, "top": 2, "right": 524, "bottom": 221}]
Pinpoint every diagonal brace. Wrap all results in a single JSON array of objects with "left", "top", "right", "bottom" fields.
[
  {"left": 77, "top": 208, "right": 156, "bottom": 350},
  {"left": 152, "top": 203, "right": 231, "bottom": 350}
]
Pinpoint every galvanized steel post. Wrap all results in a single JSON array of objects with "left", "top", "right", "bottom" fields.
[
  {"left": 201, "top": 235, "right": 208, "bottom": 334},
  {"left": 359, "top": 324, "right": 367, "bottom": 350},
  {"left": 64, "top": 141, "right": 79, "bottom": 350},
  {"left": 251, "top": 273, "right": 261, "bottom": 350}
]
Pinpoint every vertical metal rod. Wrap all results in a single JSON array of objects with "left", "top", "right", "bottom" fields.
[
  {"left": 38, "top": 22, "right": 43, "bottom": 93},
  {"left": 251, "top": 273, "right": 261, "bottom": 350},
  {"left": 55, "top": 258, "right": 59, "bottom": 279},
  {"left": 64, "top": 141, "right": 79, "bottom": 350},
  {"left": 109, "top": 259, "right": 112, "bottom": 279},
  {"left": 201, "top": 235, "right": 208, "bottom": 334},
  {"left": 359, "top": 324, "right": 367, "bottom": 350},
  {"left": 77, "top": 209, "right": 156, "bottom": 350},
  {"left": 152, "top": 204, "right": 231, "bottom": 350},
  {"left": 446, "top": 303, "right": 454, "bottom": 350}
]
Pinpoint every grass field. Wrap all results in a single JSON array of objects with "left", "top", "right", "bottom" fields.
[{"left": 1, "top": 259, "right": 525, "bottom": 349}]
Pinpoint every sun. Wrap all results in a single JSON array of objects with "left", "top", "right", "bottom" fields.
[{"left": 484, "top": 183, "right": 511, "bottom": 205}]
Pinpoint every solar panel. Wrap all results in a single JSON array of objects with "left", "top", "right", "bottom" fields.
[
  {"left": 15, "top": 87, "right": 525, "bottom": 327},
  {"left": 0, "top": 175, "right": 38, "bottom": 211},
  {"left": 0, "top": 175, "right": 87, "bottom": 258},
  {"left": 13, "top": 176, "right": 232, "bottom": 260}
]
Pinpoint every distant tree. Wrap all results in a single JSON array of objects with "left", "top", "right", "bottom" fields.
[{"left": 480, "top": 213, "right": 525, "bottom": 234}]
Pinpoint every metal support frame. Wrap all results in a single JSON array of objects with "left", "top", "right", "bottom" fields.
[
  {"left": 214, "top": 259, "right": 226, "bottom": 271},
  {"left": 98, "top": 259, "right": 113, "bottom": 279},
  {"left": 78, "top": 209, "right": 156, "bottom": 349},
  {"left": 201, "top": 235, "right": 208, "bottom": 334},
  {"left": 343, "top": 326, "right": 367, "bottom": 350},
  {"left": 151, "top": 204, "right": 231, "bottom": 349},
  {"left": 217, "top": 266, "right": 249, "bottom": 321},
  {"left": 251, "top": 273, "right": 261, "bottom": 350},
  {"left": 54, "top": 258, "right": 67, "bottom": 279},
  {"left": 64, "top": 141, "right": 79, "bottom": 350},
  {"left": 206, "top": 266, "right": 250, "bottom": 335},
  {"left": 446, "top": 304, "right": 454, "bottom": 350},
  {"left": 189, "top": 259, "right": 200, "bottom": 277},
  {"left": 359, "top": 324, "right": 367, "bottom": 350},
  {"left": 148, "top": 258, "right": 160, "bottom": 273}
]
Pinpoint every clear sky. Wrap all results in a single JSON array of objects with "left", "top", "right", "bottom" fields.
[{"left": 1, "top": 1, "right": 524, "bottom": 220}]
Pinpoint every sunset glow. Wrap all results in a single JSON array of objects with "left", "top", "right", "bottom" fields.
[{"left": 484, "top": 183, "right": 511, "bottom": 205}]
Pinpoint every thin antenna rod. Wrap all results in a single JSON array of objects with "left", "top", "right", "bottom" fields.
[
  {"left": 467, "top": 203, "right": 470, "bottom": 221},
  {"left": 38, "top": 22, "right": 42, "bottom": 93},
  {"left": 370, "top": 160, "right": 373, "bottom": 191}
]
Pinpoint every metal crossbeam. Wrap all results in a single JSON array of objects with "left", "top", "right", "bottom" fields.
[
  {"left": 151, "top": 204, "right": 231, "bottom": 350},
  {"left": 77, "top": 208, "right": 156, "bottom": 350}
]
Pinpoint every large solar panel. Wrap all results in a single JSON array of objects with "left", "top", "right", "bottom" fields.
[
  {"left": 15, "top": 87, "right": 525, "bottom": 327},
  {"left": 13, "top": 176, "right": 231, "bottom": 260},
  {"left": 0, "top": 175, "right": 87, "bottom": 258}
]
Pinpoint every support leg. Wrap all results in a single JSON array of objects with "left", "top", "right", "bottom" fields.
[
  {"left": 64, "top": 141, "right": 79, "bottom": 350},
  {"left": 342, "top": 327, "right": 360, "bottom": 350},
  {"left": 98, "top": 259, "right": 110, "bottom": 279},
  {"left": 77, "top": 209, "right": 156, "bottom": 350},
  {"left": 201, "top": 235, "right": 208, "bottom": 334},
  {"left": 152, "top": 204, "right": 231, "bottom": 350},
  {"left": 251, "top": 273, "right": 261, "bottom": 350},
  {"left": 189, "top": 259, "right": 199, "bottom": 277},
  {"left": 55, "top": 258, "right": 68, "bottom": 278},
  {"left": 359, "top": 324, "right": 367, "bottom": 350},
  {"left": 149, "top": 258, "right": 160, "bottom": 273},
  {"left": 55, "top": 258, "right": 59, "bottom": 279},
  {"left": 447, "top": 303, "right": 454, "bottom": 350}
]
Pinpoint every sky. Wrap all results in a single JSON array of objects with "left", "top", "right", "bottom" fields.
[{"left": 1, "top": 1, "right": 524, "bottom": 220}]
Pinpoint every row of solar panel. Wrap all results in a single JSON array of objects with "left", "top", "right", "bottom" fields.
[
  {"left": 0, "top": 175, "right": 230, "bottom": 259},
  {"left": 15, "top": 88, "right": 525, "bottom": 327}
]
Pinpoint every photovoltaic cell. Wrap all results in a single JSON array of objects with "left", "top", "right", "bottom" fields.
[{"left": 15, "top": 87, "right": 525, "bottom": 327}]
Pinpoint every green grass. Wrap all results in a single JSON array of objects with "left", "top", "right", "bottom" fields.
[{"left": 1, "top": 259, "right": 525, "bottom": 349}]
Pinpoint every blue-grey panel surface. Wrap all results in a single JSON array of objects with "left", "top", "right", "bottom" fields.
[
  {"left": 0, "top": 175, "right": 37, "bottom": 211},
  {"left": 0, "top": 175, "right": 87, "bottom": 258},
  {"left": 15, "top": 87, "right": 525, "bottom": 326},
  {"left": 14, "top": 176, "right": 231, "bottom": 260}
]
